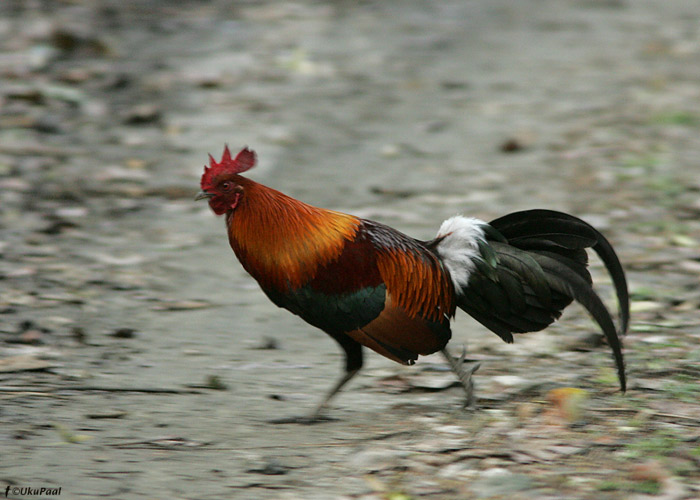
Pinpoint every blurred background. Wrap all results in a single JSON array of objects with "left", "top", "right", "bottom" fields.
[{"left": 1, "top": 1, "right": 699, "bottom": 499}]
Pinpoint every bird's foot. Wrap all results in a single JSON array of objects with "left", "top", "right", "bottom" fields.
[
  {"left": 441, "top": 346, "right": 481, "bottom": 410},
  {"left": 459, "top": 361, "right": 481, "bottom": 409}
]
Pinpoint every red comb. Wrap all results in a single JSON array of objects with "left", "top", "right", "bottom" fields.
[{"left": 201, "top": 145, "right": 256, "bottom": 188}]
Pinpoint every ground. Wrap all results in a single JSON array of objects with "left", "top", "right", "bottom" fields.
[{"left": 1, "top": 1, "right": 700, "bottom": 499}]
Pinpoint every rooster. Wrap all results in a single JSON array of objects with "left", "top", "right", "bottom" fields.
[{"left": 196, "top": 146, "right": 628, "bottom": 422}]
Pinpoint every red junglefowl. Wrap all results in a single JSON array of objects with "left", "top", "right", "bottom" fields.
[{"left": 196, "top": 146, "right": 628, "bottom": 423}]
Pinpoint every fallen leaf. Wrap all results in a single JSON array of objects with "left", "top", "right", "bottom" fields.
[
  {"left": 630, "top": 460, "right": 668, "bottom": 482},
  {"left": 631, "top": 300, "right": 665, "bottom": 313},
  {"left": 52, "top": 423, "right": 93, "bottom": 444},
  {"left": 547, "top": 387, "right": 589, "bottom": 423}
]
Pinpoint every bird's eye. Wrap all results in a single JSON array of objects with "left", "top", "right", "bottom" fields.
[{"left": 221, "top": 181, "right": 232, "bottom": 191}]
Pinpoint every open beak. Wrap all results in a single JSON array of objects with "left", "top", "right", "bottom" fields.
[{"left": 195, "top": 190, "right": 213, "bottom": 201}]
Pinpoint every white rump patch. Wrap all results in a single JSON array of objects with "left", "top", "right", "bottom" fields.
[{"left": 435, "top": 215, "right": 488, "bottom": 292}]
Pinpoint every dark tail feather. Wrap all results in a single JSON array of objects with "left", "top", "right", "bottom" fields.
[
  {"left": 587, "top": 226, "right": 630, "bottom": 336},
  {"left": 533, "top": 252, "right": 626, "bottom": 392},
  {"left": 490, "top": 209, "right": 629, "bottom": 336},
  {"left": 456, "top": 209, "right": 629, "bottom": 392}
]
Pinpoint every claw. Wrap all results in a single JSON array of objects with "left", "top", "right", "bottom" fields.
[
  {"left": 462, "top": 381, "right": 475, "bottom": 409},
  {"left": 459, "top": 362, "right": 480, "bottom": 409}
]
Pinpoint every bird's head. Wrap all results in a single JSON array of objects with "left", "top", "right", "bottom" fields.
[{"left": 196, "top": 145, "right": 256, "bottom": 215}]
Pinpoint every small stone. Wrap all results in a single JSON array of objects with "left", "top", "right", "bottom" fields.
[
  {"left": 123, "top": 104, "right": 162, "bottom": 125},
  {"left": 246, "top": 458, "right": 290, "bottom": 475},
  {"left": 72, "top": 327, "right": 87, "bottom": 343},
  {"left": 500, "top": 138, "right": 525, "bottom": 153},
  {"left": 110, "top": 328, "right": 136, "bottom": 339},
  {"left": 253, "top": 337, "right": 279, "bottom": 350},
  {"left": 204, "top": 375, "right": 228, "bottom": 391},
  {"left": 18, "top": 329, "right": 44, "bottom": 344}
]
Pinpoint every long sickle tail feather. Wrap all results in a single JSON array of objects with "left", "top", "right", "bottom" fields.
[
  {"left": 489, "top": 209, "right": 630, "bottom": 337},
  {"left": 530, "top": 248, "right": 626, "bottom": 391}
]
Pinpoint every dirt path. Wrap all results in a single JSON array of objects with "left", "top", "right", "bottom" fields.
[{"left": 1, "top": 1, "right": 699, "bottom": 498}]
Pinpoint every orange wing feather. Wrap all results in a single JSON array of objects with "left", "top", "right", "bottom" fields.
[
  {"left": 341, "top": 221, "right": 456, "bottom": 364},
  {"left": 376, "top": 244, "right": 455, "bottom": 323}
]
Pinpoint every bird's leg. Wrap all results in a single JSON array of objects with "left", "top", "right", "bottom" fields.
[
  {"left": 270, "top": 336, "right": 363, "bottom": 425},
  {"left": 269, "top": 368, "right": 361, "bottom": 425},
  {"left": 441, "top": 345, "right": 481, "bottom": 409},
  {"left": 308, "top": 367, "right": 360, "bottom": 419}
]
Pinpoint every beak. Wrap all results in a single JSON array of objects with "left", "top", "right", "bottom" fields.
[{"left": 195, "top": 190, "right": 213, "bottom": 201}]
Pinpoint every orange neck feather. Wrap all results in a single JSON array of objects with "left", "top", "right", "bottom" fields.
[{"left": 226, "top": 177, "right": 360, "bottom": 290}]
